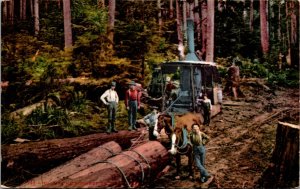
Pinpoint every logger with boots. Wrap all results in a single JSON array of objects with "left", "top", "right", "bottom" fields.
[
  {"left": 202, "top": 94, "right": 212, "bottom": 126},
  {"left": 100, "top": 81, "right": 119, "bottom": 133},
  {"left": 125, "top": 81, "right": 141, "bottom": 131},
  {"left": 190, "top": 124, "right": 211, "bottom": 183}
]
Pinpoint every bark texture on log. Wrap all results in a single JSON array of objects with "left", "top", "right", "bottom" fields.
[
  {"left": 2, "top": 130, "right": 141, "bottom": 186},
  {"left": 19, "top": 141, "right": 122, "bottom": 188},
  {"left": 38, "top": 141, "right": 169, "bottom": 188},
  {"left": 259, "top": 121, "right": 299, "bottom": 188}
]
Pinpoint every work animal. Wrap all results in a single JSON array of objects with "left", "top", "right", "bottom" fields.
[{"left": 153, "top": 112, "right": 204, "bottom": 178}]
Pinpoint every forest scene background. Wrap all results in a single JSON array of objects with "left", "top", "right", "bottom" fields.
[
  {"left": 1, "top": 0, "right": 299, "bottom": 188},
  {"left": 1, "top": 0, "right": 299, "bottom": 155}
]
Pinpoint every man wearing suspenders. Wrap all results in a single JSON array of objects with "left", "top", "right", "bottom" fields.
[
  {"left": 125, "top": 81, "right": 141, "bottom": 131},
  {"left": 100, "top": 81, "right": 119, "bottom": 134}
]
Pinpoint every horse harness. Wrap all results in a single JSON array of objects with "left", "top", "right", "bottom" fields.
[{"left": 165, "top": 113, "right": 192, "bottom": 155}]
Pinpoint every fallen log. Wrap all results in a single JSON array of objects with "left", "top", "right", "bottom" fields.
[
  {"left": 222, "top": 100, "right": 251, "bottom": 106},
  {"left": 35, "top": 141, "right": 169, "bottom": 188},
  {"left": 19, "top": 141, "right": 122, "bottom": 188},
  {"left": 1, "top": 130, "right": 141, "bottom": 186}
]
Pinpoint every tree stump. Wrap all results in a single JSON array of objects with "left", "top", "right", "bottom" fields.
[
  {"left": 19, "top": 141, "right": 122, "bottom": 188},
  {"left": 258, "top": 121, "right": 299, "bottom": 188}
]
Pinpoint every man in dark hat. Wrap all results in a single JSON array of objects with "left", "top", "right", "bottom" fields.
[
  {"left": 125, "top": 81, "right": 141, "bottom": 131},
  {"left": 100, "top": 81, "right": 119, "bottom": 133}
]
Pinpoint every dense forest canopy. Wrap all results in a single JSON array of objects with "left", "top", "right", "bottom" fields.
[{"left": 1, "top": 0, "right": 299, "bottom": 141}]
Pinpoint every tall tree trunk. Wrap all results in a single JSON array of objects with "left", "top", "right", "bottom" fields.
[
  {"left": 250, "top": 0, "right": 254, "bottom": 32},
  {"left": 176, "top": 0, "right": 184, "bottom": 60},
  {"left": 241, "top": 0, "right": 246, "bottom": 22},
  {"left": 290, "top": 1, "right": 298, "bottom": 67},
  {"left": 194, "top": 0, "right": 201, "bottom": 45},
  {"left": 206, "top": 0, "right": 214, "bottom": 62},
  {"left": 169, "top": 0, "right": 174, "bottom": 19},
  {"left": 20, "top": 0, "right": 23, "bottom": 19},
  {"left": 58, "top": 0, "right": 61, "bottom": 9},
  {"left": 188, "top": 1, "right": 194, "bottom": 20},
  {"left": 9, "top": 0, "right": 14, "bottom": 25},
  {"left": 182, "top": 0, "right": 187, "bottom": 46},
  {"left": 260, "top": 0, "right": 269, "bottom": 54},
  {"left": 108, "top": 0, "right": 116, "bottom": 49},
  {"left": 285, "top": 1, "right": 291, "bottom": 66},
  {"left": 2, "top": 1, "right": 8, "bottom": 24},
  {"left": 45, "top": 0, "right": 49, "bottom": 11},
  {"left": 34, "top": 0, "right": 39, "bottom": 35},
  {"left": 201, "top": 0, "right": 207, "bottom": 58},
  {"left": 30, "top": 0, "right": 34, "bottom": 17},
  {"left": 63, "top": 0, "right": 73, "bottom": 49},
  {"left": 158, "top": 0, "right": 162, "bottom": 33},
  {"left": 290, "top": 1, "right": 297, "bottom": 45},
  {"left": 277, "top": 0, "right": 281, "bottom": 41},
  {"left": 186, "top": 1, "right": 190, "bottom": 18},
  {"left": 22, "top": 0, "right": 27, "bottom": 20}
]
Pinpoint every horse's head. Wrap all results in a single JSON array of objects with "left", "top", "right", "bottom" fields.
[{"left": 153, "top": 113, "right": 173, "bottom": 137}]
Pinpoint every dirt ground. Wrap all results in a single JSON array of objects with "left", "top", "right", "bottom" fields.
[{"left": 149, "top": 83, "right": 299, "bottom": 188}]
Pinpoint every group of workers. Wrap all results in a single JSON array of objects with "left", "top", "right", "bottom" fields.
[
  {"left": 100, "top": 80, "right": 212, "bottom": 183},
  {"left": 100, "top": 80, "right": 141, "bottom": 134},
  {"left": 99, "top": 61, "right": 239, "bottom": 183}
]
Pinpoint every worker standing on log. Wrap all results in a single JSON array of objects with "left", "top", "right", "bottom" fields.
[
  {"left": 100, "top": 81, "right": 119, "bottom": 133},
  {"left": 190, "top": 124, "right": 211, "bottom": 183},
  {"left": 125, "top": 81, "right": 141, "bottom": 131}
]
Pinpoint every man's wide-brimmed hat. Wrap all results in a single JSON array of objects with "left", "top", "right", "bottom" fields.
[
  {"left": 111, "top": 81, "right": 116, "bottom": 86},
  {"left": 129, "top": 81, "right": 136, "bottom": 86}
]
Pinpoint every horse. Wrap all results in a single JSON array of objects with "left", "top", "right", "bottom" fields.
[{"left": 153, "top": 112, "right": 204, "bottom": 179}]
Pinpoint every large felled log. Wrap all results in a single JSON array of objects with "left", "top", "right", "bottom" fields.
[
  {"left": 259, "top": 121, "right": 299, "bottom": 188},
  {"left": 19, "top": 141, "right": 122, "bottom": 188},
  {"left": 1, "top": 130, "right": 141, "bottom": 186},
  {"left": 39, "top": 141, "right": 169, "bottom": 188}
]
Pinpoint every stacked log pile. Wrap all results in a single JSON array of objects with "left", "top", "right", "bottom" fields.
[
  {"left": 19, "top": 141, "right": 122, "bottom": 188},
  {"left": 2, "top": 130, "right": 141, "bottom": 185},
  {"left": 19, "top": 141, "right": 169, "bottom": 188}
]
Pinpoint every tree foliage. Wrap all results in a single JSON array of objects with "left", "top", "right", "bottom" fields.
[{"left": 1, "top": 0, "right": 299, "bottom": 142}]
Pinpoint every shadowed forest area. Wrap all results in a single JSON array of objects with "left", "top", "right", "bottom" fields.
[{"left": 1, "top": 0, "right": 299, "bottom": 188}]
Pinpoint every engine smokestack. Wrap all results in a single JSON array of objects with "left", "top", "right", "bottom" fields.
[{"left": 185, "top": 18, "right": 201, "bottom": 61}]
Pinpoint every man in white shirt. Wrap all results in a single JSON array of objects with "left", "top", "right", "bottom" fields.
[{"left": 100, "top": 81, "right": 119, "bottom": 133}]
